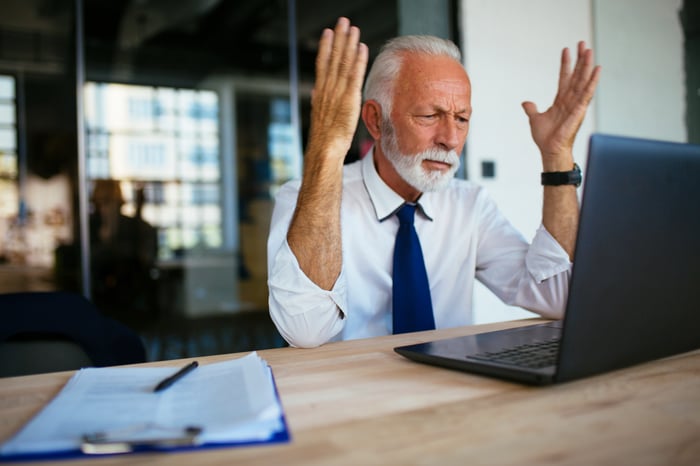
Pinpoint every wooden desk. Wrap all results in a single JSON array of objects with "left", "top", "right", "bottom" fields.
[{"left": 1, "top": 319, "right": 699, "bottom": 465}]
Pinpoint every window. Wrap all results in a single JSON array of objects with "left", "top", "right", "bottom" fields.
[
  {"left": 84, "top": 82, "right": 221, "bottom": 258},
  {"left": 0, "top": 75, "right": 16, "bottom": 178},
  {"left": 0, "top": 75, "right": 19, "bottom": 264}
]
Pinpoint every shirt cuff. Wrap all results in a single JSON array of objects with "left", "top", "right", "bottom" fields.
[
  {"left": 526, "top": 225, "right": 572, "bottom": 283},
  {"left": 270, "top": 239, "right": 348, "bottom": 316}
]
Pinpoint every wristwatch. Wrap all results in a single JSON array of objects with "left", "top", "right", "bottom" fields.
[{"left": 541, "top": 163, "right": 582, "bottom": 187}]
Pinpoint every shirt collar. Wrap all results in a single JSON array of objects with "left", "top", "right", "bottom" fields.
[{"left": 361, "top": 147, "right": 435, "bottom": 222}]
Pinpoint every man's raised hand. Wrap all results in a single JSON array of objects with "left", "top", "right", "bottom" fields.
[
  {"left": 522, "top": 41, "right": 601, "bottom": 171},
  {"left": 307, "top": 17, "right": 369, "bottom": 162}
]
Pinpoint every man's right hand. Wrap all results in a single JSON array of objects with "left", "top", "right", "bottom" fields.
[
  {"left": 286, "top": 18, "right": 368, "bottom": 291},
  {"left": 306, "top": 17, "right": 369, "bottom": 163}
]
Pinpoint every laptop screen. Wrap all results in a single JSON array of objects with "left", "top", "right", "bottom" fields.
[{"left": 556, "top": 134, "right": 700, "bottom": 382}]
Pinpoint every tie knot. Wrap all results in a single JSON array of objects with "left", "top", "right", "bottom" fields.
[{"left": 396, "top": 204, "right": 416, "bottom": 225}]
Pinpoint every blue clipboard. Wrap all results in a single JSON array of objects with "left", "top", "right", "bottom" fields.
[{"left": 0, "top": 357, "right": 291, "bottom": 462}]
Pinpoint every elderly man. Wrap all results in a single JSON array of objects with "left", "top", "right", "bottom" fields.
[{"left": 267, "top": 17, "right": 600, "bottom": 348}]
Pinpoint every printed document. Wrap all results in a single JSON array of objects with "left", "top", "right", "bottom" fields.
[{"left": 0, "top": 352, "right": 287, "bottom": 457}]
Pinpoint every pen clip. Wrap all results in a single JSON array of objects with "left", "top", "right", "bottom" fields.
[{"left": 81, "top": 425, "right": 203, "bottom": 455}]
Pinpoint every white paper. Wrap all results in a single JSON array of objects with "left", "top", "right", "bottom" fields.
[{"left": 0, "top": 352, "right": 286, "bottom": 456}]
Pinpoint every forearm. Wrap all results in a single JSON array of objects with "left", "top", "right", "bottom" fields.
[
  {"left": 287, "top": 150, "right": 344, "bottom": 290},
  {"left": 540, "top": 149, "right": 579, "bottom": 261},
  {"left": 286, "top": 17, "right": 366, "bottom": 290},
  {"left": 542, "top": 184, "right": 579, "bottom": 261}
]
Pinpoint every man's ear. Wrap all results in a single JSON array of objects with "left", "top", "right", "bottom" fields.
[{"left": 361, "top": 100, "right": 383, "bottom": 141}]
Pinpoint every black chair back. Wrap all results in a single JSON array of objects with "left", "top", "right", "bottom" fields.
[{"left": 0, "top": 291, "right": 146, "bottom": 377}]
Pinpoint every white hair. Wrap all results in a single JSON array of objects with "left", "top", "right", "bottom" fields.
[{"left": 363, "top": 35, "right": 463, "bottom": 118}]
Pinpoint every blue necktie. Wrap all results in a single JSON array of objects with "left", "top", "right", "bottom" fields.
[{"left": 392, "top": 204, "right": 435, "bottom": 334}]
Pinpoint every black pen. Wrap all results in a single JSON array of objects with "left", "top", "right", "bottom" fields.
[{"left": 153, "top": 361, "right": 199, "bottom": 392}]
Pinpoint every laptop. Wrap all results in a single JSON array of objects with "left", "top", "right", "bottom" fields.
[{"left": 394, "top": 134, "right": 700, "bottom": 385}]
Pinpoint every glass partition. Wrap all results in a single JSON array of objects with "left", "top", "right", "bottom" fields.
[{"left": 0, "top": 0, "right": 403, "bottom": 361}]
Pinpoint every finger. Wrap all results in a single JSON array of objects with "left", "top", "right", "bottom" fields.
[
  {"left": 557, "top": 47, "right": 572, "bottom": 96},
  {"left": 338, "top": 24, "right": 365, "bottom": 97},
  {"left": 326, "top": 17, "right": 352, "bottom": 83},
  {"left": 348, "top": 42, "right": 369, "bottom": 96},
  {"left": 338, "top": 25, "right": 362, "bottom": 77},
  {"left": 521, "top": 101, "right": 539, "bottom": 119},
  {"left": 570, "top": 41, "right": 596, "bottom": 96},
  {"left": 314, "top": 28, "right": 334, "bottom": 93},
  {"left": 580, "top": 64, "right": 602, "bottom": 102}
]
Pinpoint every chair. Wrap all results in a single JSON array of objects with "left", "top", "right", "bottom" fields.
[{"left": 0, "top": 291, "right": 146, "bottom": 377}]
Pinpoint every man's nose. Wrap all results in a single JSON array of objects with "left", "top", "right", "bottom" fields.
[{"left": 434, "top": 117, "right": 461, "bottom": 151}]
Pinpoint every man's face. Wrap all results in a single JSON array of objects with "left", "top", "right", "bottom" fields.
[{"left": 381, "top": 53, "right": 472, "bottom": 194}]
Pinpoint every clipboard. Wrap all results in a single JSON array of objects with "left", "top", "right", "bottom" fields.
[{"left": 0, "top": 353, "right": 290, "bottom": 461}]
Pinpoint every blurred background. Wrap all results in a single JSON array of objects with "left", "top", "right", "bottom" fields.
[{"left": 0, "top": 0, "right": 696, "bottom": 361}]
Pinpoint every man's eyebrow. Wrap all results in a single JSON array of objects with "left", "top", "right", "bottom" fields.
[
  {"left": 413, "top": 104, "right": 472, "bottom": 116},
  {"left": 429, "top": 104, "right": 471, "bottom": 114}
]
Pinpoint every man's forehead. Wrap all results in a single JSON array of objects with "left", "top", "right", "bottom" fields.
[
  {"left": 422, "top": 79, "right": 470, "bottom": 96},
  {"left": 397, "top": 55, "right": 469, "bottom": 90},
  {"left": 400, "top": 52, "right": 468, "bottom": 74},
  {"left": 396, "top": 74, "right": 471, "bottom": 110}
]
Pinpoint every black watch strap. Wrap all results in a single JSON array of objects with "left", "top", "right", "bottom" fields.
[{"left": 541, "top": 163, "right": 582, "bottom": 187}]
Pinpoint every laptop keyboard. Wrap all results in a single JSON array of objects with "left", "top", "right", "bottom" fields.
[{"left": 469, "top": 337, "right": 560, "bottom": 369}]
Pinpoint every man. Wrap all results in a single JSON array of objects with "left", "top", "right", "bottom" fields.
[
  {"left": 90, "top": 179, "right": 158, "bottom": 322},
  {"left": 267, "top": 17, "right": 600, "bottom": 348}
]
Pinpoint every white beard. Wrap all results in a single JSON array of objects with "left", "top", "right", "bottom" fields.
[{"left": 380, "top": 120, "right": 460, "bottom": 193}]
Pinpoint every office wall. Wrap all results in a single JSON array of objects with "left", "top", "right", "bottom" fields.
[
  {"left": 459, "top": 0, "right": 686, "bottom": 324},
  {"left": 594, "top": 0, "right": 685, "bottom": 142}
]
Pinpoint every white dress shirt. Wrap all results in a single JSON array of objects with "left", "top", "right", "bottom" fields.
[{"left": 267, "top": 149, "right": 571, "bottom": 348}]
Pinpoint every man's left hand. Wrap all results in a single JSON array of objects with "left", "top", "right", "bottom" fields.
[{"left": 522, "top": 41, "right": 601, "bottom": 171}]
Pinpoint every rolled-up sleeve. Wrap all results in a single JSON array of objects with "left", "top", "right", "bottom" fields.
[
  {"left": 525, "top": 226, "right": 572, "bottom": 283},
  {"left": 266, "top": 183, "right": 347, "bottom": 348},
  {"left": 475, "top": 190, "right": 571, "bottom": 320},
  {"left": 516, "top": 225, "right": 572, "bottom": 319}
]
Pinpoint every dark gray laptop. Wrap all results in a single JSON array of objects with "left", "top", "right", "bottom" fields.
[{"left": 394, "top": 134, "right": 700, "bottom": 385}]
